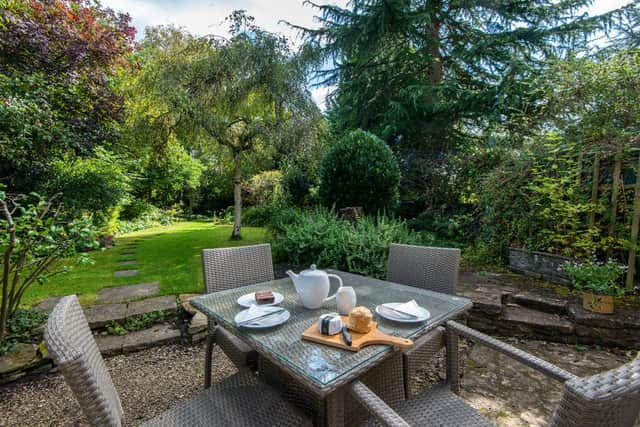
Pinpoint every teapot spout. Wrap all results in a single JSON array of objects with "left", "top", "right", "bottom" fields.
[{"left": 286, "top": 270, "right": 298, "bottom": 280}]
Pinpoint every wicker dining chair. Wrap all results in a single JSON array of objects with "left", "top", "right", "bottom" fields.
[
  {"left": 386, "top": 243, "right": 461, "bottom": 398},
  {"left": 44, "top": 295, "right": 312, "bottom": 427},
  {"left": 350, "top": 319, "right": 640, "bottom": 427},
  {"left": 202, "top": 244, "right": 275, "bottom": 388}
]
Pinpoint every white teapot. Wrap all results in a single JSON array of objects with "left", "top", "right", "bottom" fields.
[{"left": 286, "top": 265, "right": 343, "bottom": 309}]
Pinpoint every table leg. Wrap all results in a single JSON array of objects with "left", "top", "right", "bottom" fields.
[{"left": 258, "top": 351, "right": 405, "bottom": 427}]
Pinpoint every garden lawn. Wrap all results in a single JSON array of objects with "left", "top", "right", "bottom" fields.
[{"left": 22, "top": 221, "right": 267, "bottom": 307}]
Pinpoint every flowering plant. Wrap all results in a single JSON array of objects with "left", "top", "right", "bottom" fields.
[{"left": 563, "top": 259, "right": 626, "bottom": 297}]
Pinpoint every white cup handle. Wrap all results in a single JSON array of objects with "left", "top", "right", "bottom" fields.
[{"left": 325, "top": 274, "right": 343, "bottom": 301}]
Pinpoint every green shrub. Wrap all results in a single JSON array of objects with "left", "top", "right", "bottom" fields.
[
  {"left": 120, "top": 200, "right": 157, "bottom": 221},
  {"left": 46, "top": 148, "right": 130, "bottom": 227},
  {"left": 0, "top": 309, "right": 48, "bottom": 354},
  {"left": 282, "top": 162, "right": 318, "bottom": 206},
  {"left": 270, "top": 208, "right": 421, "bottom": 278},
  {"left": 243, "top": 205, "right": 279, "bottom": 227},
  {"left": 1, "top": 191, "right": 99, "bottom": 343},
  {"left": 563, "top": 259, "right": 626, "bottom": 296},
  {"left": 319, "top": 129, "right": 400, "bottom": 213},
  {"left": 115, "top": 203, "right": 177, "bottom": 234},
  {"left": 244, "top": 170, "right": 284, "bottom": 206}
]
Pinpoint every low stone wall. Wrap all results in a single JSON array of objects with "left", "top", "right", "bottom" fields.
[
  {"left": 460, "top": 286, "right": 640, "bottom": 348},
  {"left": 508, "top": 248, "right": 573, "bottom": 284}
]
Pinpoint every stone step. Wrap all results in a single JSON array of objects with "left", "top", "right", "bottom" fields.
[
  {"left": 84, "top": 303, "right": 127, "bottom": 329},
  {"left": 501, "top": 304, "right": 574, "bottom": 336},
  {"left": 86, "top": 294, "right": 177, "bottom": 329},
  {"left": 459, "top": 288, "right": 503, "bottom": 316},
  {"left": 96, "top": 325, "right": 181, "bottom": 356},
  {"left": 511, "top": 291, "right": 568, "bottom": 315},
  {"left": 117, "top": 260, "right": 138, "bottom": 266},
  {"left": 126, "top": 295, "right": 176, "bottom": 317}
]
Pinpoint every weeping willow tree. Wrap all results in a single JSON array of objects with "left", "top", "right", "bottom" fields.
[
  {"left": 292, "top": 0, "right": 640, "bottom": 212},
  {"left": 128, "top": 11, "right": 320, "bottom": 239}
]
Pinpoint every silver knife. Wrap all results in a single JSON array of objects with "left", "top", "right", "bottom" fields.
[
  {"left": 381, "top": 305, "right": 418, "bottom": 319},
  {"left": 237, "top": 309, "right": 285, "bottom": 326}
]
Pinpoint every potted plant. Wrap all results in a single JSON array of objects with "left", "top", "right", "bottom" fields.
[{"left": 563, "top": 259, "right": 626, "bottom": 314}]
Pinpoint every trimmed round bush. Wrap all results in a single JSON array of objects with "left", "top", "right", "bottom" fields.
[{"left": 319, "top": 129, "right": 400, "bottom": 213}]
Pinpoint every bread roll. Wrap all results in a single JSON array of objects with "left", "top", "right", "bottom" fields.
[{"left": 348, "top": 306, "right": 372, "bottom": 333}]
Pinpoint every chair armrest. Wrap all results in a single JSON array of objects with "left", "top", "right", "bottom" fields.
[
  {"left": 350, "top": 381, "right": 410, "bottom": 427},
  {"left": 446, "top": 320, "right": 578, "bottom": 383}
]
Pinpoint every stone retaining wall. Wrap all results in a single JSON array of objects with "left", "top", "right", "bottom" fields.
[
  {"left": 508, "top": 248, "right": 573, "bottom": 284},
  {"left": 461, "top": 286, "right": 640, "bottom": 348}
]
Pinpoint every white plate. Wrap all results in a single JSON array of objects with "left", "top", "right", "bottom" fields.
[
  {"left": 375, "top": 303, "right": 430, "bottom": 323},
  {"left": 234, "top": 308, "right": 290, "bottom": 329},
  {"left": 237, "top": 292, "right": 284, "bottom": 307}
]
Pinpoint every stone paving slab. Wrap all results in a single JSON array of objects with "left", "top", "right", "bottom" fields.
[
  {"left": 115, "top": 269, "right": 138, "bottom": 277},
  {"left": 96, "top": 282, "right": 160, "bottom": 303},
  {"left": 32, "top": 296, "right": 64, "bottom": 313},
  {"left": 84, "top": 303, "right": 127, "bottom": 329},
  {"left": 96, "top": 334, "right": 125, "bottom": 356},
  {"left": 122, "top": 325, "right": 181, "bottom": 353},
  {"left": 117, "top": 260, "right": 138, "bottom": 266},
  {"left": 126, "top": 295, "right": 177, "bottom": 317}
]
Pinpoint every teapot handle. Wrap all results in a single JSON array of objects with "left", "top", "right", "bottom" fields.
[{"left": 324, "top": 274, "right": 343, "bottom": 302}]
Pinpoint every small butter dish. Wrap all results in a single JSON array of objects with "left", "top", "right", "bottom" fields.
[{"left": 318, "top": 314, "right": 344, "bottom": 336}]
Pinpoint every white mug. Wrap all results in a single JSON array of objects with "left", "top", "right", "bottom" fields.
[{"left": 336, "top": 286, "right": 357, "bottom": 315}]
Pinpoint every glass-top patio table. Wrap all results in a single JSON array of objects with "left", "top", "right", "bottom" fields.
[{"left": 191, "top": 270, "right": 472, "bottom": 425}]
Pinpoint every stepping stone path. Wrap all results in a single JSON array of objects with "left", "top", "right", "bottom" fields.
[
  {"left": 114, "top": 269, "right": 138, "bottom": 277},
  {"left": 117, "top": 260, "right": 137, "bottom": 266},
  {"left": 96, "top": 282, "right": 160, "bottom": 303}
]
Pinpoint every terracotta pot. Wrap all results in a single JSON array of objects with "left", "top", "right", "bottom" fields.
[{"left": 582, "top": 292, "right": 614, "bottom": 314}]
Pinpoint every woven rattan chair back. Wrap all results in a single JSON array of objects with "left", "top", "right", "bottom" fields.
[
  {"left": 45, "top": 295, "right": 124, "bottom": 427},
  {"left": 386, "top": 243, "right": 460, "bottom": 295},
  {"left": 550, "top": 356, "right": 640, "bottom": 427},
  {"left": 201, "top": 244, "right": 275, "bottom": 293}
]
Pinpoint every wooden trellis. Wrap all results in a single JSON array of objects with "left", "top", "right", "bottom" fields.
[{"left": 584, "top": 147, "right": 640, "bottom": 291}]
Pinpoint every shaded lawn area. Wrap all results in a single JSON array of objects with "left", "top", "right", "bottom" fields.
[{"left": 22, "top": 221, "right": 267, "bottom": 307}]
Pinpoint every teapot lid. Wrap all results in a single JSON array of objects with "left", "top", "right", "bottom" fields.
[{"left": 300, "top": 264, "right": 327, "bottom": 277}]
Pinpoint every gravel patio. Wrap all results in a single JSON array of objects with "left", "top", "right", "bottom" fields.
[{"left": 0, "top": 338, "right": 635, "bottom": 426}]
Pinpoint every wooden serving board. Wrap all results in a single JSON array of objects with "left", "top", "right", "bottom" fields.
[{"left": 301, "top": 316, "right": 413, "bottom": 352}]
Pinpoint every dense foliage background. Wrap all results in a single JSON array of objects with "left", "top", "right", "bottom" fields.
[{"left": 1, "top": 0, "right": 639, "bottom": 296}]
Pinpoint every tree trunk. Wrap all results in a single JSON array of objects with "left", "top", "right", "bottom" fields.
[
  {"left": 231, "top": 152, "right": 242, "bottom": 240},
  {"left": 0, "top": 199, "right": 16, "bottom": 343},
  {"left": 626, "top": 151, "right": 640, "bottom": 291}
]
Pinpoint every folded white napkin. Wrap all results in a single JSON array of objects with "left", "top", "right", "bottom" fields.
[
  {"left": 239, "top": 305, "right": 283, "bottom": 324},
  {"left": 395, "top": 300, "right": 422, "bottom": 316},
  {"left": 380, "top": 300, "right": 422, "bottom": 318}
]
